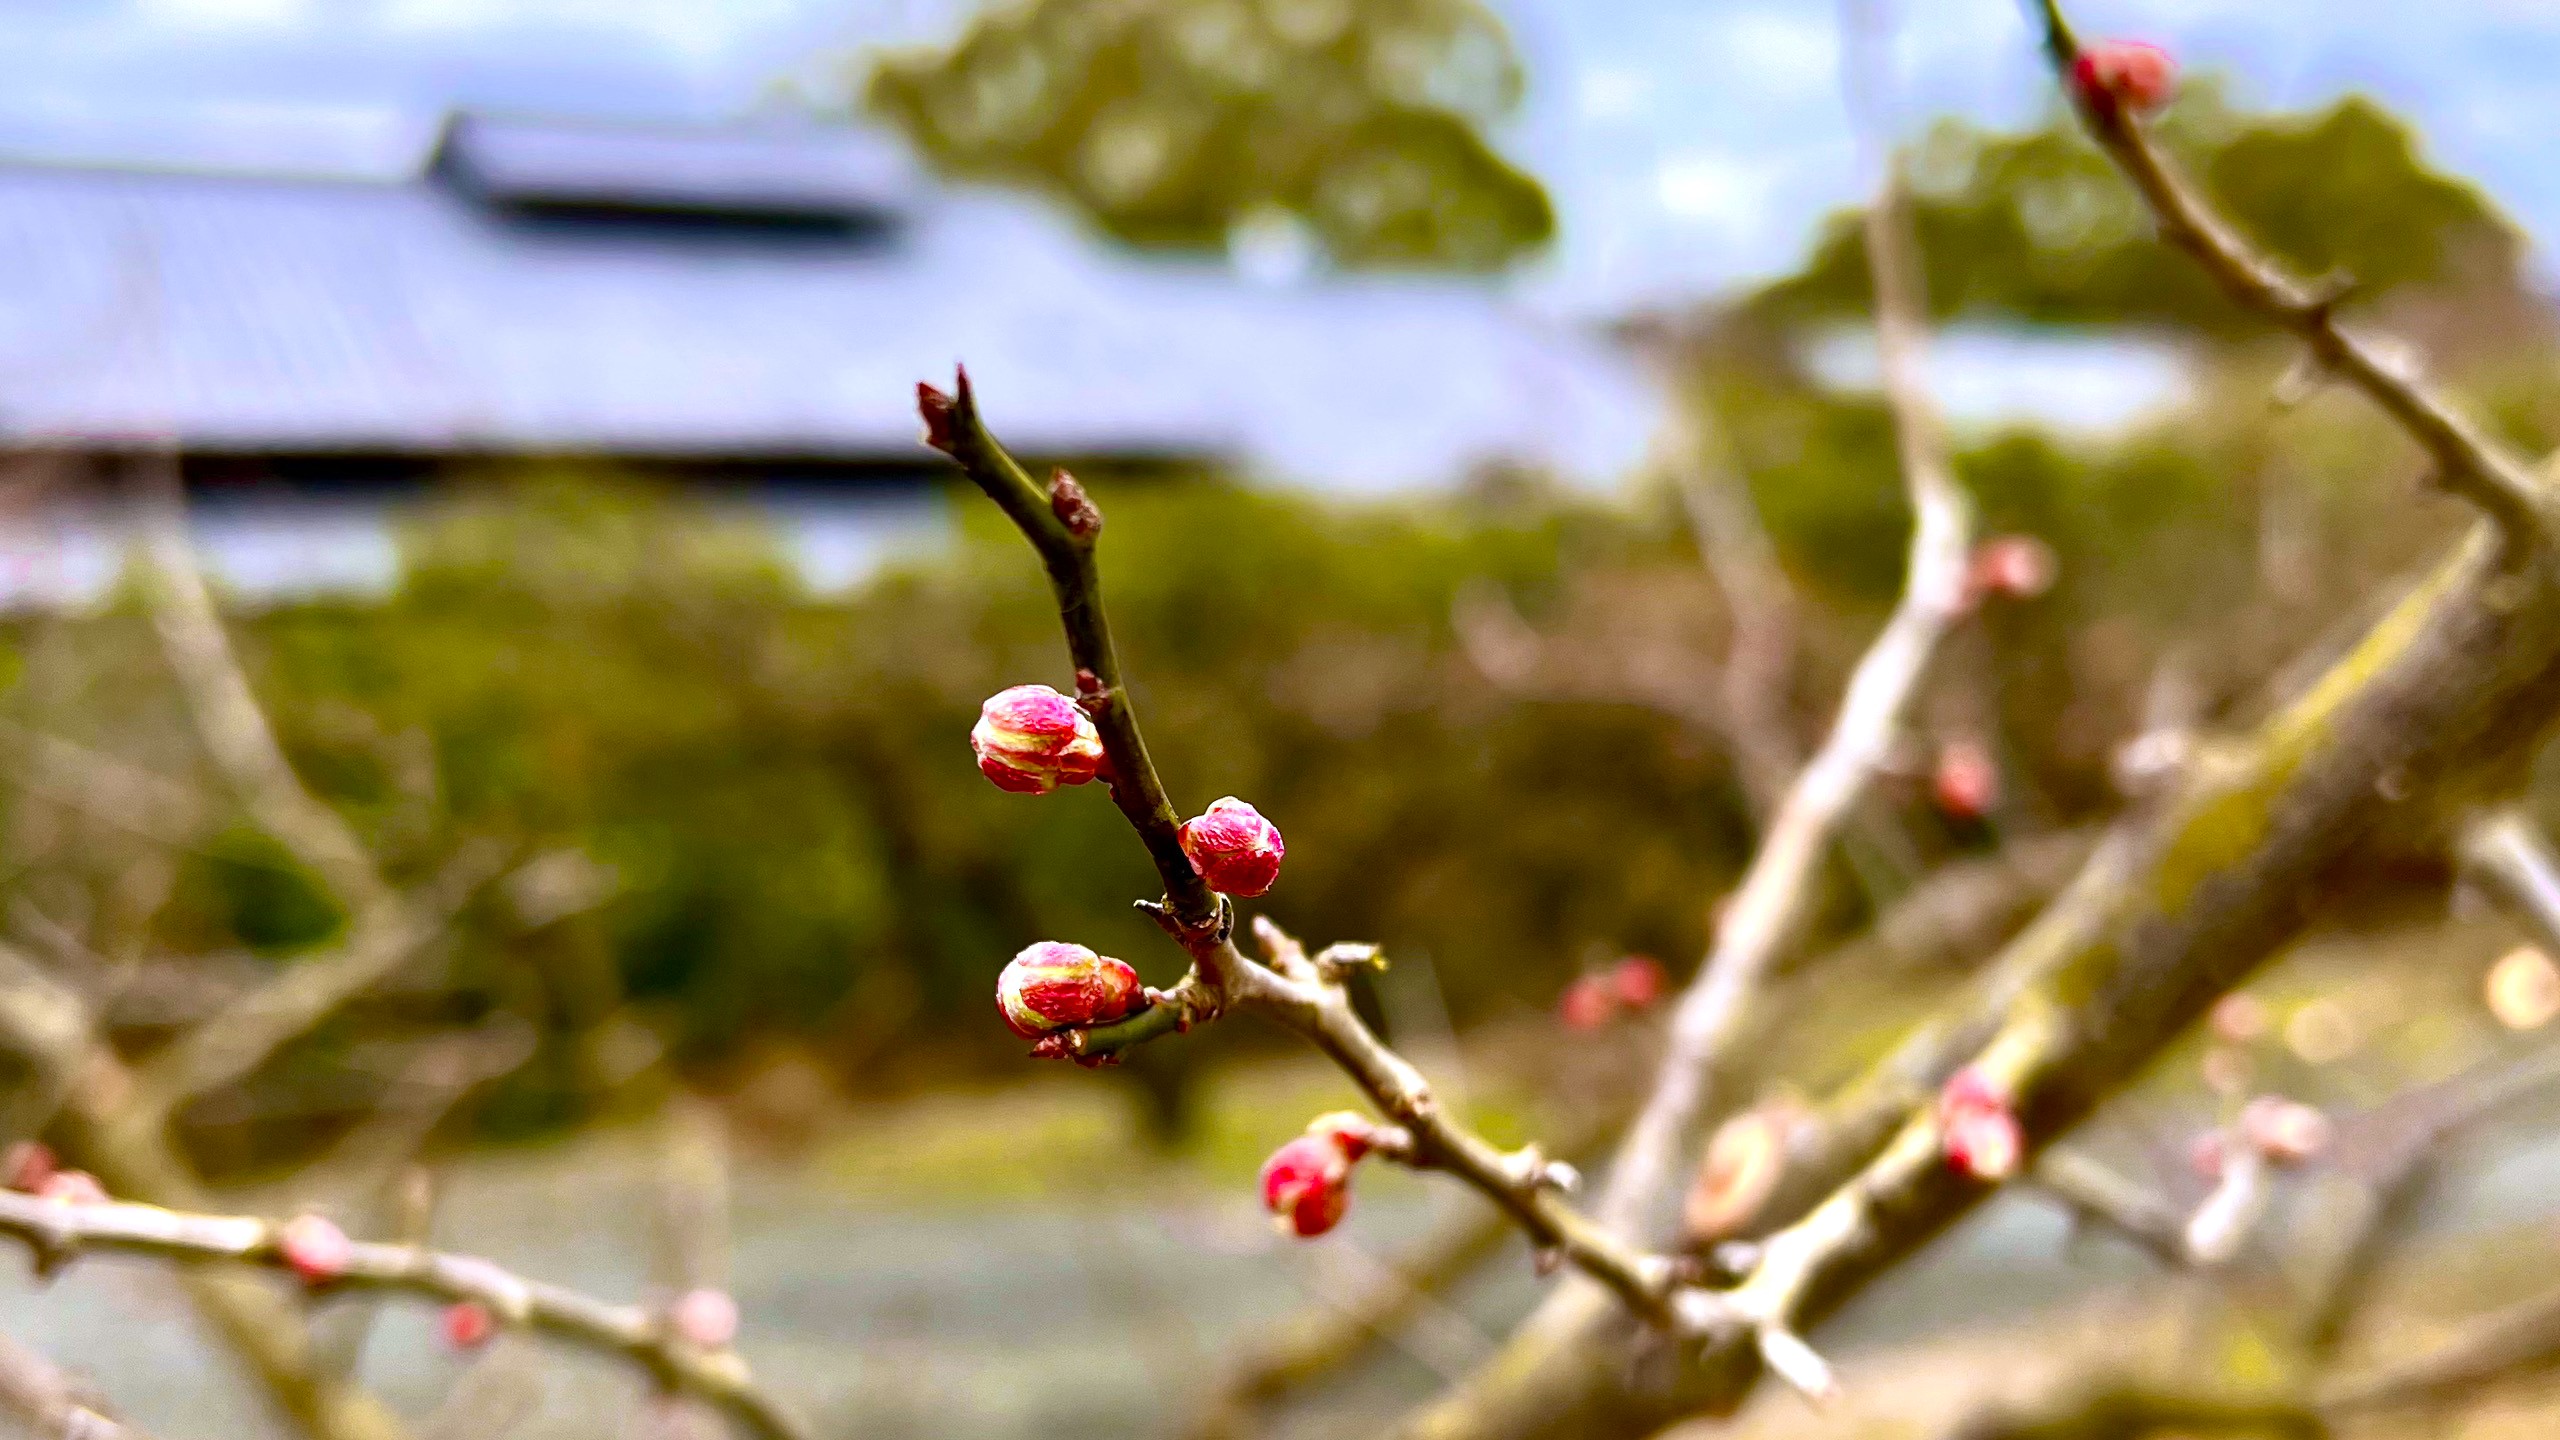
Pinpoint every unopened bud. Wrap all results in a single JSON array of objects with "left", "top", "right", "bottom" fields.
[
  {"left": 1966, "top": 535, "right": 2057, "bottom": 602},
  {"left": 2209, "top": 992, "right": 2268, "bottom": 1045},
  {"left": 1260, "top": 1134, "right": 1353, "bottom": 1238},
  {"left": 970, "top": 685, "right": 1106, "bottom": 795},
  {"left": 2072, "top": 40, "right": 2177, "bottom": 114},
  {"left": 36, "top": 1171, "right": 105, "bottom": 1205},
  {"left": 1684, "top": 1105, "right": 1789, "bottom": 1242},
  {"left": 667, "top": 1287, "right": 740, "bottom": 1350},
  {"left": 2239, "top": 1095, "right": 2330, "bottom": 1167},
  {"left": 1557, "top": 975, "right": 1616, "bottom": 1032},
  {"left": 1938, "top": 1067, "right": 2023, "bottom": 1182},
  {"left": 1177, "top": 796, "right": 1286, "bottom": 897},
  {"left": 1611, "top": 955, "right": 1668, "bottom": 1010},
  {"left": 441, "top": 1301, "right": 496, "bottom": 1350},
  {"left": 996, "top": 942, "right": 1143, "bottom": 1039},
  {"left": 278, "top": 1214, "right": 354, "bottom": 1286},
  {"left": 1932, "top": 739, "right": 2000, "bottom": 822},
  {"left": 0, "top": 1141, "right": 56, "bottom": 1194}
]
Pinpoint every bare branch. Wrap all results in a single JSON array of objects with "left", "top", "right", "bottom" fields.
[
  {"left": 0, "top": 1190, "right": 808, "bottom": 1440},
  {"left": 1588, "top": 0, "right": 1975, "bottom": 1248},
  {"left": 2030, "top": 0, "right": 2556, "bottom": 539},
  {"left": 0, "top": 1329, "right": 157, "bottom": 1439},
  {"left": 124, "top": 843, "right": 504, "bottom": 1126},
  {"left": 2456, "top": 808, "right": 2560, "bottom": 958}
]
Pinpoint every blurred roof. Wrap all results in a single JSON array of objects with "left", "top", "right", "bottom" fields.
[{"left": 0, "top": 114, "right": 1653, "bottom": 492}]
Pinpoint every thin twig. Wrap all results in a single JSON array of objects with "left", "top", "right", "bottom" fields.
[
  {"left": 920, "top": 375, "right": 1712, "bottom": 1333},
  {"left": 2029, "top": 0, "right": 2556, "bottom": 541},
  {"left": 0, "top": 1328, "right": 157, "bottom": 1439},
  {"left": 1591, "top": 0, "right": 1976, "bottom": 1247},
  {"left": 0, "top": 1189, "right": 809, "bottom": 1440}
]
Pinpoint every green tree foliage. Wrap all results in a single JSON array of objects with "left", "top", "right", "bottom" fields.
[
  {"left": 1749, "top": 87, "right": 2524, "bottom": 334},
  {"left": 862, "top": 0, "right": 1553, "bottom": 270}
]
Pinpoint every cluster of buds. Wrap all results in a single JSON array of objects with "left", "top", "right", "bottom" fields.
[
  {"left": 1931, "top": 739, "right": 2001, "bottom": 823},
  {"left": 1558, "top": 955, "right": 1670, "bottom": 1032},
  {"left": 277, "top": 1213, "right": 355, "bottom": 1287},
  {"left": 1962, "top": 535, "right": 2058, "bottom": 607},
  {"left": 1938, "top": 1066, "right": 2023, "bottom": 1182},
  {"left": 1178, "top": 796, "right": 1287, "bottom": 897},
  {"left": 1259, "top": 1112, "right": 1385, "bottom": 1239},
  {"left": 971, "top": 684, "right": 1106, "bottom": 794},
  {"left": 996, "top": 942, "right": 1144, "bottom": 1041},
  {"left": 1, "top": 1142, "right": 105, "bottom": 1205},
  {"left": 2072, "top": 39, "right": 2178, "bottom": 115}
]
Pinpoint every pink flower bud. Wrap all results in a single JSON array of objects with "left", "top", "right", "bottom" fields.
[
  {"left": 970, "top": 685, "right": 1105, "bottom": 795},
  {"left": 36, "top": 1171, "right": 105, "bottom": 1205},
  {"left": 1966, "top": 535, "right": 2057, "bottom": 601},
  {"left": 1932, "top": 740, "right": 2000, "bottom": 822},
  {"left": 1177, "top": 796, "right": 1286, "bottom": 897},
  {"left": 1557, "top": 975, "right": 1617, "bottom": 1032},
  {"left": 278, "top": 1214, "right": 354, "bottom": 1286},
  {"left": 1684, "top": 1105, "right": 1790, "bottom": 1242},
  {"left": 1611, "top": 955, "right": 1668, "bottom": 1010},
  {"left": 1938, "top": 1067, "right": 2023, "bottom": 1182},
  {"left": 2209, "top": 993, "right": 2268, "bottom": 1045},
  {"left": 441, "top": 1301, "right": 496, "bottom": 1350},
  {"left": 0, "top": 1141, "right": 56, "bottom": 1194},
  {"left": 2072, "top": 40, "right": 2177, "bottom": 114},
  {"left": 667, "top": 1287, "right": 740, "bottom": 1349},
  {"left": 2189, "top": 1130, "right": 2228, "bottom": 1181},
  {"left": 1260, "top": 1134, "right": 1353, "bottom": 1238},
  {"left": 2239, "top": 1095, "right": 2330, "bottom": 1167},
  {"left": 996, "top": 941, "right": 1143, "bottom": 1039}
]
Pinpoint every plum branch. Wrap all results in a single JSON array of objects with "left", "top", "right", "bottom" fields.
[
  {"left": 919, "top": 373, "right": 1734, "bottom": 1334},
  {"left": 0, "top": 1188, "right": 808, "bottom": 1440}
]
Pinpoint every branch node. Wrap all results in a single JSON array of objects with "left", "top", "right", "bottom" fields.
[{"left": 1047, "top": 469, "right": 1103, "bottom": 541}]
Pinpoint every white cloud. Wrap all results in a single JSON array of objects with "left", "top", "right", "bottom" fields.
[
  {"left": 1654, "top": 152, "right": 1773, "bottom": 231},
  {"left": 1576, "top": 64, "right": 1651, "bottom": 121}
]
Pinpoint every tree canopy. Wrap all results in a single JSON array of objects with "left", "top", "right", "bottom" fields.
[{"left": 862, "top": 0, "right": 1554, "bottom": 272}]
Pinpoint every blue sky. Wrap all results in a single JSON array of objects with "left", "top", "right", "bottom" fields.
[{"left": 2, "top": 0, "right": 2555, "bottom": 317}]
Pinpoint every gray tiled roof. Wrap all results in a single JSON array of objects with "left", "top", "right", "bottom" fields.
[{"left": 0, "top": 116, "right": 1653, "bottom": 492}]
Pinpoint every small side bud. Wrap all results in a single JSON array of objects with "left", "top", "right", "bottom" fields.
[
  {"left": 2239, "top": 1095, "right": 2330, "bottom": 1167},
  {"left": 996, "top": 941, "right": 1144, "bottom": 1039},
  {"left": 1260, "top": 1134, "right": 1354, "bottom": 1238},
  {"left": 278, "top": 1214, "right": 354, "bottom": 1286},
  {"left": 971, "top": 684, "right": 1107, "bottom": 794},
  {"left": 2072, "top": 40, "right": 2177, "bottom": 115},
  {"left": 1684, "top": 1104, "right": 1792, "bottom": 1242},
  {"left": 667, "top": 1287, "right": 740, "bottom": 1350},
  {"left": 1558, "top": 974, "right": 1616, "bottom": 1032},
  {"left": 1965, "top": 535, "right": 2057, "bottom": 602},
  {"left": 1937, "top": 1067, "right": 2023, "bottom": 1182},
  {"left": 915, "top": 365, "right": 972, "bottom": 454},
  {"left": 1931, "top": 739, "right": 2000, "bottom": 823},
  {"left": 1048, "top": 469, "right": 1103, "bottom": 539},
  {"left": 0, "top": 1141, "right": 56, "bottom": 1194},
  {"left": 441, "top": 1301, "right": 497, "bottom": 1350},
  {"left": 1611, "top": 955, "right": 1667, "bottom": 1010},
  {"left": 1177, "top": 797, "right": 1286, "bottom": 897},
  {"left": 36, "top": 1171, "right": 106, "bottom": 1205}
]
